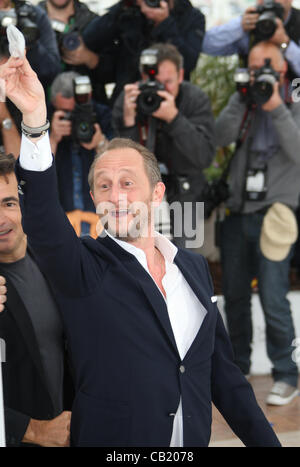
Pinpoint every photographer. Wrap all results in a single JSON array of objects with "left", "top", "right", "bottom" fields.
[
  {"left": 0, "top": 0, "right": 60, "bottom": 88},
  {"left": 82, "top": 0, "right": 205, "bottom": 105},
  {"left": 215, "top": 41, "right": 299, "bottom": 405},
  {"left": 49, "top": 72, "right": 113, "bottom": 227},
  {"left": 112, "top": 43, "right": 215, "bottom": 248},
  {"left": 38, "top": 0, "right": 107, "bottom": 103},
  {"left": 203, "top": 0, "right": 300, "bottom": 80}
]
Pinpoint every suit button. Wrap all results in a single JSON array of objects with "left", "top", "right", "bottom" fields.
[{"left": 179, "top": 365, "right": 185, "bottom": 374}]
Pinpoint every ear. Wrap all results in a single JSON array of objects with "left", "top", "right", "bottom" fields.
[
  {"left": 90, "top": 190, "right": 95, "bottom": 204},
  {"left": 178, "top": 68, "right": 184, "bottom": 84},
  {"left": 152, "top": 182, "right": 166, "bottom": 207}
]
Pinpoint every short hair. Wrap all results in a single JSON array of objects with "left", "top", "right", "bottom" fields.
[
  {"left": 140, "top": 42, "right": 184, "bottom": 74},
  {"left": 88, "top": 138, "right": 162, "bottom": 193},
  {"left": 0, "top": 153, "right": 16, "bottom": 183},
  {"left": 50, "top": 71, "right": 80, "bottom": 102}
]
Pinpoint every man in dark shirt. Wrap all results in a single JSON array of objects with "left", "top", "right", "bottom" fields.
[
  {"left": 82, "top": 0, "right": 206, "bottom": 104},
  {"left": 0, "top": 153, "right": 71, "bottom": 447}
]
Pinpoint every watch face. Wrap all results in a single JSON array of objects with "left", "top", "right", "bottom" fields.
[{"left": 2, "top": 118, "right": 12, "bottom": 130}]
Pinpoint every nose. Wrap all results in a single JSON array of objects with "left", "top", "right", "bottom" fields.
[{"left": 108, "top": 185, "right": 128, "bottom": 207}]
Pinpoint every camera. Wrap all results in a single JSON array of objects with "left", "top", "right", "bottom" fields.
[
  {"left": 254, "top": 0, "right": 284, "bottom": 40},
  {"left": 137, "top": 48, "right": 165, "bottom": 116},
  {"left": 252, "top": 58, "right": 280, "bottom": 104},
  {"left": 234, "top": 59, "right": 279, "bottom": 105},
  {"left": 0, "top": 1, "right": 39, "bottom": 49},
  {"left": 61, "top": 76, "right": 96, "bottom": 144},
  {"left": 145, "top": 0, "right": 168, "bottom": 7},
  {"left": 50, "top": 7, "right": 95, "bottom": 52},
  {"left": 201, "top": 179, "right": 230, "bottom": 219}
]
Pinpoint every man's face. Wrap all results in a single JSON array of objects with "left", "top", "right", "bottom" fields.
[
  {"left": 248, "top": 45, "right": 286, "bottom": 82},
  {"left": 0, "top": 0, "right": 11, "bottom": 10},
  {"left": 53, "top": 93, "right": 75, "bottom": 112},
  {"left": 155, "top": 59, "right": 184, "bottom": 98},
  {"left": 0, "top": 173, "right": 25, "bottom": 261},
  {"left": 91, "top": 148, "right": 164, "bottom": 241},
  {"left": 47, "top": 0, "right": 73, "bottom": 9}
]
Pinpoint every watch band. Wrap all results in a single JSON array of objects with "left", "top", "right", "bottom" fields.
[
  {"left": 21, "top": 120, "right": 50, "bottom": 138},
  {"left": 280, "top": 41, "right": 289, "bottom": 56}
]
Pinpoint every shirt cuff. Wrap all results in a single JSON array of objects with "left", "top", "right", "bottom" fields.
[
  {"left": 285, "top": 40, "right": 300, "bottom": 69},
  {"left": 19, "top": 132, "right": 53, "bottom": 172}
]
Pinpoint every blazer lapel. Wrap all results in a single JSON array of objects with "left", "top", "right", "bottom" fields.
[
  {"left": 174, "top": 251, "right": 214, "bottom": 361},
  {"left": 1, "top": 274, "right": 53, "bottom": 401},
  {"left": 135, "top": 264, "right": 179, "bottom": 357}
]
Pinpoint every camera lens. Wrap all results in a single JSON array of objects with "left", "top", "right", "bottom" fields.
[
  {"left": 144, "top": 0, "right": 161, "bottom": 7},
  {"left": 251, "top": 74, "right": 276, "bottom": 105},
  {"left": 137, "top": 90, "right": 162, "bottom": 115},
  {"left": 256, "top": 12, "right": 277, "bottom": 40},
  {"left": 62, "top": 31, "right": 81, "bottom": 51}
]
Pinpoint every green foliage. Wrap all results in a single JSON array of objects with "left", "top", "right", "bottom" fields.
[{"left": 191, "top": 54, "right": 238, "bottom": 180}]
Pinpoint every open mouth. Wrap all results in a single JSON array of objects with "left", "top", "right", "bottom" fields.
[
  {"left": 110, "top": 210, "right": 130, "bottom": 218},
  {"left": 0, "top": 229, "right": 12, "bottom": 237}
]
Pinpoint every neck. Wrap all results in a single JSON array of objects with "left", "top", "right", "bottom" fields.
[
  {"left": 0, "top": 235, "right": 27, "bottom": 264},
  {"left": 46, "top": 0, "right": 75, "bottom": 23}
]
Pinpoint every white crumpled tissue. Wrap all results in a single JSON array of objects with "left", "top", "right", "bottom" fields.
[{"left": 6, "top": 24, "right": 25, "bottom": 59}]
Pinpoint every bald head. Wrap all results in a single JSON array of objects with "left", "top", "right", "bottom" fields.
[{"left": 248, "top": 41, "right": 287, "bottom": 77}]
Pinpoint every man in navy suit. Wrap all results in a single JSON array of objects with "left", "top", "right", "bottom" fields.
[{"left": 0, "top": 55, "right": 282, "bottom": 447}]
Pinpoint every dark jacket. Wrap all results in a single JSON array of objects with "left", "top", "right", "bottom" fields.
[
  {"left": 26, "top": 5, "right": 61, "bottom": 89},
  {"left": 38, "top": 1, "right": 107, "bottom": 103},
  {"left": 82, "top": 0, "right": 205, "bottom": 104},
  {"left": 15, "top": 160, "right": 281, "bottom": 447},
  {"left": 0, "top": 261, "right": 73, "bottom": 447},
  {"left": 112, "top": 81, "right": 215, "bottom": 204}
]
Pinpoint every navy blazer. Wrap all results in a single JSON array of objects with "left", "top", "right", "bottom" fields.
[{"left": 16, "top": 161, "right": 281, "bottom": 447}]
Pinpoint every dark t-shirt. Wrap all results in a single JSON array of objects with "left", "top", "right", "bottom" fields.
[{"left": 0, "top": 253, "right": 64, "bottom": 415}]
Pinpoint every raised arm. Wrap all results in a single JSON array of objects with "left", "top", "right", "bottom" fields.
[{"left": 0, "top": 56, "right": 101, "bottom": 297}]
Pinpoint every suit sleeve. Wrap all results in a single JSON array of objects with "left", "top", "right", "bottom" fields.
[
  {"left": 203, "top": 259, "right": 281, "bottom": 447},
  {"left": 4, "top": 407, "right": 30, "bottom": 447},
  {"left": 15, "top": 160, "right": 103, "bottom": 298},
  {"left": 26, "top": 6, "right": 61, "bottom": 88}
]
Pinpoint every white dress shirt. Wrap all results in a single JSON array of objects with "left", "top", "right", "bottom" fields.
[{"left": 19, "top": 133, "right": 208, "bottom": 447}]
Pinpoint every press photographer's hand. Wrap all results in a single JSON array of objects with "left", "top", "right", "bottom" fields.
[
  {"left": 136, "top": 0, "right": 169, "bottom": 25},
  {"left": 62, "top": 38, "right": 99, "bottom": 70},
  {"left": 269, "top": 18, "right": 290, "bottom": 46},
  {"left": 123, "top": 83, "right": 140, "bottom": 127},
  {"left": 81, "top": 123, "right": 104, "bottom": 151},
  {"left": 242, "top": 6, "right": 259, "bottom": 32},
  {"left": 50, "top": 110, "right": 72, "bottom": 154},
  {"left": 262, "top": 81, "right": 283, "bottom": 112},
  {"left": 152, "top": 89, "right": 178, "bottom": 123}
]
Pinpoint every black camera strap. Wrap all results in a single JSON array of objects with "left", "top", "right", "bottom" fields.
[
  {"left": 137, "top": 116, "right": 157, "bottom": 152},
  {"left": 219, "top": 103, "right": 256, "bottom": 183}
]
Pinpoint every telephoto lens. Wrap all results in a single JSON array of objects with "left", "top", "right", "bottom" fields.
[
  {"left": 145, "top": 0, "right": 162, "bottom": 7},
  {"left": 251, "top": 58, "right": 279, "bottom": 105}
]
